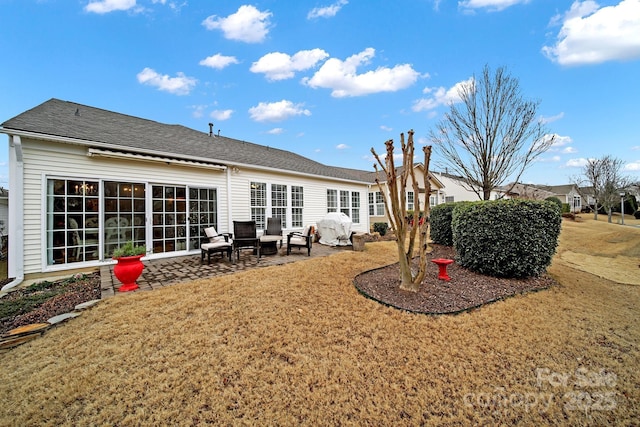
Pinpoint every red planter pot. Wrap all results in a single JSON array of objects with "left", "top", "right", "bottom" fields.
[{"left": 113, "top": 255, "right": 144, "bottom": 292}]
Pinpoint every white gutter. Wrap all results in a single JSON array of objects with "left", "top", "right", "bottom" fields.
[{"left": 2, "top": 135, "right": 24, "bottom": 291}]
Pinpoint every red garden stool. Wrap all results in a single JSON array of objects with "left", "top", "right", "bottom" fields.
[{"left": 431, "top": 258, "right": 454, "bottom": 281}]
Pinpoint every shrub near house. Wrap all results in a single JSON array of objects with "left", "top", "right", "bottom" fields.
[{"left": 452, "top": 200, "right": 561, "bottom": 278}]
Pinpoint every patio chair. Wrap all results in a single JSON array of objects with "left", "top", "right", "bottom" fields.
[
  {"left": 232, "top": 220, "right": 260, "bottom": 263},
  {"left": 200, "top": 226, "right": 232, "bottom": 264},
  {"left": 287, "top": 225, "right": 313, "bottom": 256},
  {"left": 260, "top": 217, "right": 284, "bottom": 255}
]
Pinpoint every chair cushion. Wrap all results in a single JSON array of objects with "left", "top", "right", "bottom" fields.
[
  {"left": 289, "top": 236, "right": 307, "bottom": 246},
  {"left": 301, "top": 225, "right": 310, "bottom": 236},
  {"left": 204, "top": 227, "right": 225, "bottom": 243},
  {"left": 201, "top": 241, "right": 231, "bottom": 251}
]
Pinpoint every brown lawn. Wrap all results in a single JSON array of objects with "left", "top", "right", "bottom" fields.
[{"left": 0, "top": 216, "right": 638, "bottom": 425}]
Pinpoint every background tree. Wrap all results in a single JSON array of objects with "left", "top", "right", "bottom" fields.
[
  {"left": 573, "top": 155, "right": 632, "bottom": 222},
  {"left": 429, "top": 65, "right": 554, "bottom": 200},
  {"left": 371, "top": 130, "right": 432, "bottom": 292}
]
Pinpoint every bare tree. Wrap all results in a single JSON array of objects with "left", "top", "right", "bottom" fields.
[
  {"left": 573, "top": 155, "right": 632, "bottom": 222},
  {"left": 371, "top": 130, "right": 432, "bottom": 292},
  {"left": 429, "top": 65, "right": 554, "bottom": 200}
]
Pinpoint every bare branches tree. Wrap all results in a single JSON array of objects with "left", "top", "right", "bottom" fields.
[
  {"left": 573, "top": 155, "right": 632, "bottom": 222},
  {"left": 429, "top": 65, "right": 554, "bottom": 200},
  {"left": 371, "top": 130, "right": 432, "bottom": 292}
]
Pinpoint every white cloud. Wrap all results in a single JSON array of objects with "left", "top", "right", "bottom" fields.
[
  {"left": 303, "top": 48, "right": 420, "bottom": 97},
  {"left": 543, "top": 0, "right": 640, "bottom": 66},
  {"left": 199, "top": 54, "right": 239, "bottom": 69},
  {"left": 250, "top": 49, "right": 329, "bottom": 81},
  {"left": 458, "top": 0, "right": 529, "bottom": 12},
  {"left": 566, "top": 158, "right": 590, "bottom": 167},
  {"left": 85, "top": 0, "right": 136, "bottom": 13},
  {"left": 624, "top": 161, "right": 640, "bottom": 171},
  {"left": 336, "top": 143, "right": 350, "bottom": 150},
  {"left": 540, "top": 112, "right": 565, "bottom": 124},
  {"left": 538, "top": 155, "right": 562, "bottom": 163},
  {"left": 562, "top": 147, "right": 578, "bottom": 154},
  {"left": 632, "top": 146, "right": 640, "bottom": 151},
  {"left": 202, "top": 5, "right": 272, "bottom": 43},
  {"left": 548, "top": 134, "right": 573, "bottom": 148},
  {"left": 308, "top": 0, "right": 348, "bottom": 19},
  {"left": 248, "top": 100, "right": 311, "bottom": 122},
  {"left": 380, "top": 125, "right": 393, "bottom": 131},
  {"left": 210, "top": 109, "right": 234, "bottom": 121},
  {"left": 412, "top": 77, "right": 473, "bottom": 111},
  {"left": 136, "top": 68, "right": 196, "bottom": 95},
  {"left": 266, "top": 128, "right": 284, "bottom": 135}
]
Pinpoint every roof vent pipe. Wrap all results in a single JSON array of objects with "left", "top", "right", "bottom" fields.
[
  {"left": 217, "top": 130, "right": 220, "bottom": 137},
  {"left": 208, "top": 123, "right": 213, "bottom": 137}
]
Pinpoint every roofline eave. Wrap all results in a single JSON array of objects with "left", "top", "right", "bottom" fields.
[{"left": 0, "top": 127, "right": 370, "bottom": 186}]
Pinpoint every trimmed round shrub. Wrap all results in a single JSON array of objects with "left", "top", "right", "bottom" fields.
[
  {"left": 373, "top": 222, "right": 388, "bottom": 236},
  {"left": 545, "top": 196, "right": 563, "bottom": 212},
  {"left": 430, "top": 203, "right": 457, "bottom": 246},
  {"left": 452, "top": 199, "right": 562, "bottom": 278}
]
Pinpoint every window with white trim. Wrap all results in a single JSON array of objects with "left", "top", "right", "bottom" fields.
[
  {"left": 351, "top": 192, "right": 360, "bottom": 224},
  {"left": 251, "top": 182, "right": 267, "bottom": 229},
  {"left": 327, "top": 189, "right": 360, "bottom": 223},
  {"left": 271, "top": 184, "right": 288, "bottom": 228},
  {"left": 188, "top": 187, "right": 218, "bottom": 250},
  {"left": 407, "top": 191, "right": 414, "bottom": 211},
  {"left": 46, "top": 178, "right": 100, "bottom": 265},
  {"left": 291, "top": 186, "right": 304, "bottom": 228},
  {"left": 327, "top": 189, "right": 338, "bottom": 213},
  {"left": 104, "top": 181, "right": 146, "bottom": 257},
  {"left": 369, "top": 191, "right": 385, "bottom": 216},
  {"left": 340, "top": 190, "right": 350, "bottom": 216}
]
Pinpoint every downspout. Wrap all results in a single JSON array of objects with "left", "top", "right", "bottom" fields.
[
  {"left": 225, "top": 167, "right": 233, "bottom": 232},
  {"left": 2, "top": 135, "right": 24, "bottom": 291}
]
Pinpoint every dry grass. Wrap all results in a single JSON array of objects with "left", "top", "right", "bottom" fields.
[{"left": 0, "top": 218, "right": 638, "bottom": 425}]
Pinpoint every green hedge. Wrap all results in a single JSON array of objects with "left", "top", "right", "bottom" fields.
[
  {"left": 451, "top": 199, "right": 561, "bottom": 278},
  {"left": 373, "top": 222, "right": 388, "bottom": 236},
  {"left": 430, "top": 203, "right": 457, "bottom": 246}
]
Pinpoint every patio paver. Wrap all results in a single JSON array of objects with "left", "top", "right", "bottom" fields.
[{"left": 101, "top": 243, "right": 349, "bottom": 297}]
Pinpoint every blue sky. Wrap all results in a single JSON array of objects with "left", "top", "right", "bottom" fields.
[{"left": 1, "top": 0, "right": 639, "bottom": 188}]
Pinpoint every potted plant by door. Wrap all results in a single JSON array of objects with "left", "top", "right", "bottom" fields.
[{"left": 112, "top": 240, "right": 147, "bottom": 292}]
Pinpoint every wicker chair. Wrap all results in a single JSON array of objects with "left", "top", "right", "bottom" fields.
[
  {"left": 200, "top": 226, "right": 232, "bottom": 264},
  {"left": 232, "top": 220, "right": 260, "bottom": 263},
  {"left": 287, "top": 225, "right": 313, "bottom": 256},
  {"left": 260, "top": 217, "right": 284, "bottom": 255}
]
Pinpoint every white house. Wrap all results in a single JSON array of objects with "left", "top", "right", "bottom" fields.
[
  {"left": 342, "top": 164, "right": 444, "bottom": 227},
  {"left": 1, "top": 99, "right": 372, "bottom": 287},
  {"left": 432, "top": 171, "right": 501, "bottom": 203},
  {"left": 535, "top": 184, "right": 583, "bottom": 213}
]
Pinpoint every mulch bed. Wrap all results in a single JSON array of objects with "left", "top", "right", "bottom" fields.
[
  {"left": 0, "top": 273, "right": 101, "bottom": 335},
  {"left": 354, "top": 244, "right": 557, "bottom": 314}
]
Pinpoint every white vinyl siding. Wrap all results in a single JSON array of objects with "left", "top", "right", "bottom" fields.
[
  {"left": 19, "top": 138, "right": 369, "bottom": 276},
  {"left": 23, "top": 140, "right": 228, "bottom": 274}
]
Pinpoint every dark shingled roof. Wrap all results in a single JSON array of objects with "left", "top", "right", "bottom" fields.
[{"left": 1, "top": 98, "right": 369, "bottom": 183}]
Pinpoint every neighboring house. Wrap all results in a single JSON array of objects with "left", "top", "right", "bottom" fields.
[
  {"left": 432, "top": 171, "right": 501, "bottom": 203},
  {"left": 535, "top": 184, "right": 583, "bottom": 213},
  {"left": 496, "top": 182, "right": 556, "bottom": 201},
  {"left": 0, "top": 99, "right": 372, "bottom": 283},
  {"left": 578, "top": 186, "right": 597, "bottom": 210},
  {"left": 342, "top": 164, "right": 444, "bottom": 226}
]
